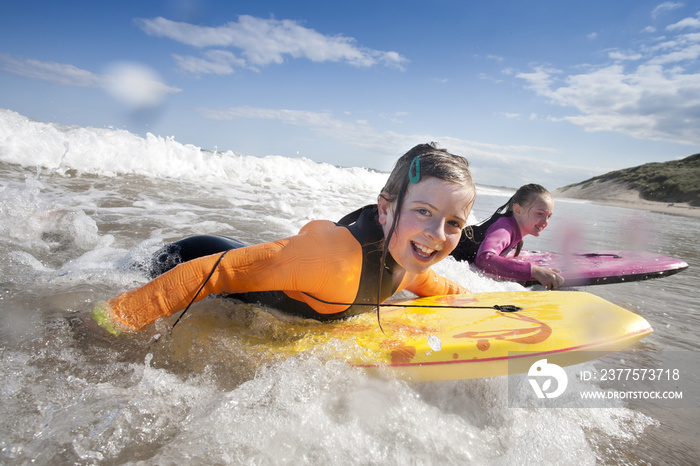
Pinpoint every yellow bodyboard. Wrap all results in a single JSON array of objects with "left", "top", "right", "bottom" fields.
[{"left": 246, "top": 291, "right": 653, "bottom": 381}]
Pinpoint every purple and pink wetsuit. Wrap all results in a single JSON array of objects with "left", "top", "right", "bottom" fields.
[{"left": 474, "top": 215, "right": 533, "bottom": 281}]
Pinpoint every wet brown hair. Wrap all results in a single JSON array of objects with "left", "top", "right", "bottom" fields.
[
  {"left": 380, "top": 142, "right": 475, "bottom": 248},
  {"left": 505, "top": 183, "right": 551, "bottom": 213}
]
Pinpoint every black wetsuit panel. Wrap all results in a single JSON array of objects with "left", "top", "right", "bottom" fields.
[{"left": 450, "top": 213, "right": 510, "bottom": 263}]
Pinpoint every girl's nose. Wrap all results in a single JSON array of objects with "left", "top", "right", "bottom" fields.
[{"left": 426, "top": 218, "right": 447, "bottom": 242}]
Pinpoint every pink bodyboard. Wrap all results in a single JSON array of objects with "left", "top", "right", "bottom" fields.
[{"left": 509, "top": 250, "right": 688, "bottom": 286}]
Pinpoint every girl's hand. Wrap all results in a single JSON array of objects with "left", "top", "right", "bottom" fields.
[{"left": 531, "top": 265, "right": 564, "bottom": 290}]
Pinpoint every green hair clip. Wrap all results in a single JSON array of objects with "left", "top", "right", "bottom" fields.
[{"left": 409, "top": 155, "right": 420, "bottom": 183}]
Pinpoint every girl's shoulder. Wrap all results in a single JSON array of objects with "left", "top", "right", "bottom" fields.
[
  {"left": 488, "top": 214, "right": 517, "bottom": 231},
  {"left": 298, "top": 219, "right": 344, "bottom": 238},
  {"left": 475, "top": 212, "right": 513, "bottom": 238},
  {"left": 451, "top": 212, "right": 511, "bottom": 262}
]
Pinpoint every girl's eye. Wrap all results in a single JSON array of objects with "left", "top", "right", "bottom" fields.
[{"left": 448, "top": 220, "right": 463, "bottom": 230}]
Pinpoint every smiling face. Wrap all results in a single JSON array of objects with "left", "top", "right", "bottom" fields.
[
  {"left": 377, "top": 176, "right": 474, "bottom": 274},
  {"left": 513, "top": 193, "right": 554, "bottom": 237}
]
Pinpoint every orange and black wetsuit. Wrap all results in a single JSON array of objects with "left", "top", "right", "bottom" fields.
[{"left": 103, "top": 205, "right": 468, "bottom": 332}]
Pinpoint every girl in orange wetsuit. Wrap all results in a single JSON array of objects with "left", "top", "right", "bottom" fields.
[{"left": 95, "top": 143, "right": 476, "bottom": 333}]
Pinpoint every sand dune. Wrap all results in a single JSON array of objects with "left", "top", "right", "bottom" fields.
[{"left": 554, "top": 179, "right": 700, "bottom": 218}]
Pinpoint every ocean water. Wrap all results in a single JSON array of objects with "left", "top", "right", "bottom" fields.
[{"left": 1, "top": 108, "right": 698, "bottom": 465}]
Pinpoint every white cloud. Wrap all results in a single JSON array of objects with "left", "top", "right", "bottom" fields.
[
  {"left": 199, "top": 106, "right": 398, "bottom": 152},
  {"left": 202, "top": 106, "right": 334, "bottom": 127},
  {"left": 197, "top": 105, "right": 576, "bottom": 187},
  {"left": 516, "top": 66, "right": 561, "bottom": 95},
  {"left": 518, "top": 63, "right": 700, "bottom": 145},
  {"left": 647, "top": 31, "right": 700, "bottom": 63},
  {"left": 0, "top": 54, "right": 181, "bottom": 109},
  {"left": 173, "top": 50, "right": 250, "bottom": 76},
  {"left": 608, "top": 50, "right": 644, "bottom": 60},
  {"left": 515, "top": 15, "right": 700, "bottom": 146},
  {"left": 651, "top": 2, "right": 684, "bottom": 20},
  {"left": 0, "top": 53, "right": 101, "bottom": 87},
  {"left": 667, "top": 15, "right": 700, "bottom": 30},
  {"left": 648, "top": 42, "right": 700, "bottom": 64},
  {"left": 135, "top": 15, "right": 408, "bottom": 74}
]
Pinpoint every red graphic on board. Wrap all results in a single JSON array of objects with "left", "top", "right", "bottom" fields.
[{"left": 453, "top": 312, "right": 552, "bottom": 351}]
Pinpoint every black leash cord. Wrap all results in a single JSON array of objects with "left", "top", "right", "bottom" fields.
[
  {"left": 301, "top": 292, "right": 522, "bottom": 313},
  {"left": 171, "top": 249, "right": 231, "bottom": 331},
  {"left": 171, "top": 251, "right": 522, "bottom": 333}
]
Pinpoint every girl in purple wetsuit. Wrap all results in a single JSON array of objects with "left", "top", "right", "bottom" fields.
[{"left": 451, "top": 184, "right": 564, "bottom": 289}]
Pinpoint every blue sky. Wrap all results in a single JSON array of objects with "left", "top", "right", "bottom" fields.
[{"left": 1, "top": 0, "right": 699, "bottom": 189}]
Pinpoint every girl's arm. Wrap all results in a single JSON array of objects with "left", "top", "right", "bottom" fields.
[
  {"left": 401, "top": 269, "right": 470, "bottom": 296},
  {"left": 103, "top": 221, "right": 363, "bottom": 331}
]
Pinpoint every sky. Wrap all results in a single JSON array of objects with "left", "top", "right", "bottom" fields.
[{"left": 1, "top": 0, "right": 699, "bottom": 189}]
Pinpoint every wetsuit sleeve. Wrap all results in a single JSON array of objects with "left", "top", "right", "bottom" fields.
[
  {"left": 400, "top": 269, "right": 470, "bottom": 297},
  {"left": 105, "top": 220, "right": 362, "bottom": 331},
  {"left": 474, "top": 221, "right": 532, "bottom": 280}
]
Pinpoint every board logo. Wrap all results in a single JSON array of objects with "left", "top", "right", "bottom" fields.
[{"left": 528, "top": 359, "right": 568, "bottom": 398}]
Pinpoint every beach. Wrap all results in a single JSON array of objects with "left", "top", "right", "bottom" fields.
[{"left": 554, "top": 179, "right": 700, "bottom": 218}]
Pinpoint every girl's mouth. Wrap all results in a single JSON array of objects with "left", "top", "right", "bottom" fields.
[{"left": 412, "top": 241, "right": 437, "bottom": 260}]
